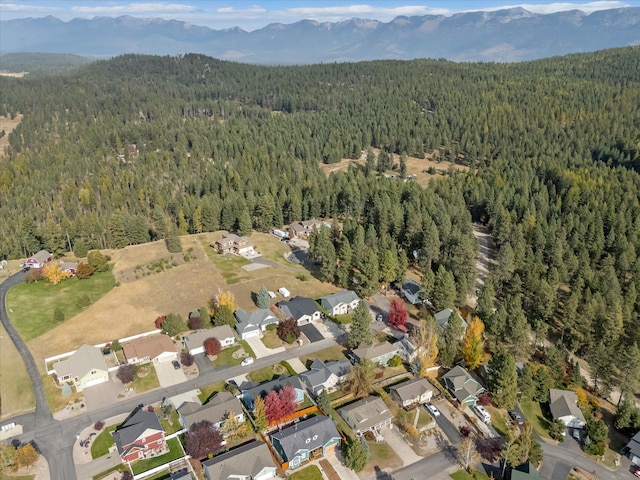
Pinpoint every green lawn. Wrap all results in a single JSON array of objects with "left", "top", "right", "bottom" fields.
[
  {"left": 91, "top": 425, "right": 117, "bottom": 459},
  {"left": 197, "top": 381, "right": 227, "bottom": 403},
  {"left": 131, "top": 438, "right": 184, "bottom": 475},
  {"left": 289, "top": 464, "right": 324, "bottom": 480},
  {"left": 300, "top": 346, "right": 347, "bottom": 367},
  {"left": 520, "top": 401, "right": 552, "bottom": 439},
  {"left": 486, "top": 405, "right": 509, "bottom": 436},
  {"left": 131, "top": 365, "right": 160, "bottom": 393},
  {"left": 331, "top": 313, "right": 353, "bottom": 325},
  {"left": 366, "top": 441, "right": 403, "bottom": 471},
  {"left": 6, "top": 269, "right": 115, "bottom": 341},
  {"left": 202, "top": 241, "right": 251, "bottom": 284},
  {"left": 214, "top": 341, "right": 255, "bottom": 367},
  {"left": 330, "top": 408, "right": 356, "bottom": 441},
  {"left": 450, "top": 469, "right": 491, "bottom": 480},
  {"left": 262, "top": 330, "right": 282, "bottom": 349},
  {"left": 160, "top": 409, "right": 183, "bottom": 434}
]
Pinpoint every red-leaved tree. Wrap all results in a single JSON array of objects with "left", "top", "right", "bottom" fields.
[
  {"left": 181, "top": 351, "right": 194, "bottom": 366},
  {"left": 203, "top": 337, "right": 221, "bottom": 356},
  {"left": 389, "top": 299, "right": 408, "bottom": 328},
  {"left": 184, "top": 420, "right": 223, "bottom": 459},
  {"left": 188, "top": 315, "right": 203, "bottom": 330},
  {"left": 154, "top": 315, "right": 166, "bottom": 329},
  {"left": 264, "top": 385, "right": 298, "bottom": 423}
]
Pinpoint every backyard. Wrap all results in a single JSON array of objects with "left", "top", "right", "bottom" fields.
[
  {"left": 131, "top": 438, "right": 184, "bottom": 475},
  {"left": 6, "top": 269, "right": 116, "bottom": 341},
  {"left": 91, "top": 425, "right": 118, "bottom": 459},
  {"left": 519, "top": 401, "right": 552, "bottom": 439}
]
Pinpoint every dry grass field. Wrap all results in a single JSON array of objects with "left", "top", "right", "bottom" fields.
[
  {"left": 319, "top": 148, "right": 469, "bottom": 187},
  {"left": 0, "top": 114, "right": 22, "bottom": 155},
  {"left": 0, "top": 322, "right": 35, "bottom": 419},
  {"left": 25, "top": 232, "right": 339, "bottom": 370}
]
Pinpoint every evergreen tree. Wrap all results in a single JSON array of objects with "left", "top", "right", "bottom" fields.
[
  {"left": 316, "top": 389, "right": 331, "bottom": 414},
  {"left": 348, "top": 301, "right": 372, "bottom": 348},
  {"left": 518, "top": 364, "right": 537, "bottom": 401},
  {"left": 438, "top": 313, "right": 464, "bottom": 367},
  {"left": 433, "top": 265, "right": 457, "bottom": 310},
  {"left": 335, "top": 237, "right": 353, "bottom": 288},
  {"left": 355, "top": 245, "right": 379, "bottom": 297},
  {"left": 256, "top": 285, "right": 270, "bottom": 309},
  {"left": 213, "top": 305, "right": 236, "bottom": 327},
  {"left": 487, "top": 349, "right": 518, "bottom": 409},
  {"left": 533, "top": 367, "right": 551, "bottom": 403},
  {"left": 344, "top": 439, "right": 369, "bottom": 472}
]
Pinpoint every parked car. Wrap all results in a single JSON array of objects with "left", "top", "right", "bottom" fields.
[
  {"left": 633, "top": 466, "right": 640, "bottom": 478},
  {"left": 376, "top": 313, "right": 384, "bottom": 322},
  {"left": 508, "top": 410, "right": 524, "bottom": 425},
  {"left": 172, "top": 360, "right": 180, "bottom": 370},
  {"left": 241, "top": 357, "right": 254, "bottom": 366},
  {"left": 425, "top": 403, "right": 441, "bottom": 417},
  {"left": 572, "top": 428, "right": 581, "bottom": 440}
]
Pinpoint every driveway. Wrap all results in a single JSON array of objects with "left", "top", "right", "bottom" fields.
[
  {"left": 194, "top": 353, "right": 215, "bottom": 374},
  {"left": 245, "top": 335, "right": 284, "bottom": 359},
  {"left": 381, "top": 425, "right": 423, "bottom": 467},
  {"left": 84, "top": 372, "right": 126, "bottom": 410},
  {"left": 300, "top": 323, "right": 324, "bottom": 343},
  {"left": 155, "top": 360, "right": 187, "bottom": 388}
]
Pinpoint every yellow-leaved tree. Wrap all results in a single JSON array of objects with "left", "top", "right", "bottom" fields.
[
  {"left": 209, "top": 289, "right": 236, "bottom": 316},
  {"left": 461, "top": 316, "right": 485, "bottom": 370},
  {"left": 42, "top": 263, "right": 70, "bottom": 285},
  {"left": 413, "top": 319, "right": 439, "bottom": 376}
]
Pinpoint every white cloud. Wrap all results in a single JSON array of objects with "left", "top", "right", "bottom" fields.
[
  {"left": 70, "top": 2, "right": 197, "bottom": 16},
  {"left": 0, "top": 3, "right": 61, "bottom": 14},
  {"left": 480, "top": 1, "right": 631, "bottom": 14}
]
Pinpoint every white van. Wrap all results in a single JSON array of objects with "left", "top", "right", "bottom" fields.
[
  {"left": 474, "top": 405, "right": 491, "bottom": 424},
  {"left": 278, "top": 287, "right": 290, "bottom": 298}
]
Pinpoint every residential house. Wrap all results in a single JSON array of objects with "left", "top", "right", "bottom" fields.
[
  {"left": 351, "top": 341, "right": 398, "bottom": 366},
  {"left": 396, "top": 336, "right": 417, "bottom": 363},
  {"left": 549, "top": 389, "right": 586, "bottom": 429},
  {"left": 288, "top": 219, "right": 324, "bottom": 240},
  {"left": 213, "top": 234, "right": 254, "bottom": 255},
  {"left": 123, "top": 335, "right": 177, "bottom": 365},
  {"left": 203, "top": 440, "right": 278, "bottom": 480},
  {"left": 24, "top": 250, "right": 52, "bottom": 269},
  {"left": 298, "top": 359, "right": 351, "bottom": 396},
  {"left": 59, "top": 261, "right": 78, "bottom": 276},
  {"left": 166, "top": 470, "right": 191, "bottom": 480},
  {"left": 241, "top": 376, "right": 306, "bottom": 410},
  {"left": 277, "top": 296, "right": 322, "bottom": 325},
  {"left": 52, "top": 344, "right": 109, "bottom": 392},
  {"left": 319, "top": 290, "right": 360, "bottom": 316},
  {"left": 389, "top": 377, "right": 433, "bottom": 409},
  {"left": 177, "top": 391, "right": 245, "bottom": 431},
  {"left": 339, "top": 396, "right": 393, "bottom": 436},
  {"left": 270, "top": 415, "right": 341, "bottom": 469},
  {"left": 235, "top": 308, "right": 279, "bottom": 340},
  {"left": 400, "top": 278, "right": 422, "bottom": 305},
  {"left": 507, "top": 462, "right": 547, "bottom": 480},
  {"left": 112, "top": 406, "right": 167, "bottom": 463},
  {"left": 183, "top": 325, "right": 236, "bottom": 355},
  {"left": 434, "top": 308, "right": 468, "bottom": 333},
  {"left": 441, "top": 365, "right": 485, "bottom": 406},
  {"left": 623, "top": 430, "right": 640, "bottom": 464}
]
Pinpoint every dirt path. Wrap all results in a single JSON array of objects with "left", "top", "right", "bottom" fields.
[{"left": 467, "top": 223, "right": 496, "bottom": 307}]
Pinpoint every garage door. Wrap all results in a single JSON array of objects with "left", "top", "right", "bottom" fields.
[
  {"left": 84, "top": 377, "right": 106, "bottom": 388},
  {"left": 242, "top": 330, "right": 261, "bottom": 339}
]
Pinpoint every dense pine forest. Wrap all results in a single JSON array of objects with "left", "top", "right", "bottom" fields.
[{"left": 0, "top": 48, "right": 639, "bottom": 373}]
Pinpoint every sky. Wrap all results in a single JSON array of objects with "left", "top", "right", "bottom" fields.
[{"left": 1, "top": 0, "right": 639, "bottom": 30}]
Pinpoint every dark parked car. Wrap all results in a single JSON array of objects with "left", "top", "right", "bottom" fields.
[
  {"left": 172, "top": 360, "right": 181, "bottom": 370},
  {"left": 509, "top": 410, "right": 524, "bottom": 425}
]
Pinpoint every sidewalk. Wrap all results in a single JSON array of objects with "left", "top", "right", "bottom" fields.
[{"left": 245, "top": 335, "right": 285, "bottom": 359}]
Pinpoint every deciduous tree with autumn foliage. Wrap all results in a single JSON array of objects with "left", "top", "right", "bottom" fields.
[
  {"left": 42, "top": 263, "right": 71, "bottom": 285},
  {"left": 462, "top": 316, "right": 485, "bottom": 370},
  {"left": 389, "top": 299, "right": 408, "bottom": 329}
]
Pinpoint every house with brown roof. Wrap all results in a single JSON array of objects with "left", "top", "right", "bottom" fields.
[
  {"left": 52, "top": 344, "right": 109, "bottom": 392},
  {"left": 339, "top": 396, "right": 393, "bottom": 436},
  {"left": 288, "top": 219, "right": 326, "bottom": 239},
  {"left": 183, "top": 325, "right": 236, "bottom": 355},
  {"left": 213, "top": 234, "right": 254, "bottom": 255},
  {"left": 24, "top": 250, "right": 52, "bottom": 269},
  {"left": 123, "top": 335, "right": 177, "bottom": 365},
  {"left": 177, "top": 391, "right": 245, "bottom": 432},
  {"left": 389, "top": 377, "right": 433, "bottom": 409},
  {"left": 351, "top": 341, "right": 398, "bottom": 366}
]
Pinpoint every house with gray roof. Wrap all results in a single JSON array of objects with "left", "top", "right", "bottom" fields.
[
  {"left": 624, "top": 430, "right": 640, "bottom": 464},
  {"left": 177, "top": 391, "right": 245, "bottom": 432},
  {"left": 183, "top": 325, "right": 236, "bottom": 355},
  {"left": 24, "top": 249, "right": 51, "bottom": 269},
  {"left": 241, "top": 376, "right": 306, "bottom": 410},
  {"left": 434, "top": 308, "right": 468, "bottom": 333},
  {"left": 112, "top": 405, "right": 167, "bottom": 462},
  {"left": 298, "top": 359, "right": 351, "bottom": 397},
  {"left": 319, "top": 290, "right": 360, "bottom": 316},
  {"left": 234, "top": 308, "right": 279, "bottom": 340},
  {"left": 549, "top": 389, "right": 586, "bottom": 429},
  {"left": 270, "top": 415, "right": 340, "bottom": 469},
  {"left": 277, "top": 296, "right": 322, "bottom": 325},
  {"left": 441, "top": 365, "right": 485, "bottom": 406},
  {"left": 389, "top": 377, "right": 434, "bottom": 408},
  {"left": 400, "top": 278, "right": 423, "bottom": 305},
  {"left": 52, "top": 344, "right": 109, "bottom": 392},
  {"left": 203, "top": 440, "right": 277, "bottom": 480},
  {"left": 507, "top": 462, "right": 547, "bottom": 480},
  {"left": 351, "top": 341, "right": 398, "bottom": 366},
  {"left": 339, "top": 396, "right": 393, "bottom": 435}
]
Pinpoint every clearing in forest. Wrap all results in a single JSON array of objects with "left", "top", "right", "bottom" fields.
[{"left": 0, "top": 113, "right": 23, "bottom": 155}]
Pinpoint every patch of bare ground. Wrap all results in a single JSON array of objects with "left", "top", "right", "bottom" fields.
[
  {"left": 26, "top": 232, "right": 338, "bottom": 370},
  {"left": 319, "top": 148, "right": 469, "bottom": 187},
  {"left": 0, "top": 72, "right": 27, "bottom": 77},
  {"left": 0, "top": 114, "right": 23, "bottom": 156}
]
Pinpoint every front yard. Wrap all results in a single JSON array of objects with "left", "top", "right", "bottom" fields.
[
  {"left": 213, "top": 341, "right": 255, "bottom": 367},
  {"left": 520, "top": 400, "right": 552, "bottom": 439},
  {"left": 7, "top": 269, "right": 116, "bottom": 341},
  {"left": 450, "top": 470, "right": 491, "bottom": 480},
  {"left": 131, "top": 365, "right": 160, "bottom": 393},
  {"left": 289, "top": 464, "right": 324, "bottom": 480},
  {"left": 91, "top": 425, "right": 117, "bottom": 459}
]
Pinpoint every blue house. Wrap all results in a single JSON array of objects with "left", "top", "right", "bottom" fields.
[{"left": 270, "top": 415, "right": 341, "bottom": 469}]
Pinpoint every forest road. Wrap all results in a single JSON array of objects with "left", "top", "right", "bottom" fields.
[{"left": 467, "top": 223, "right": 496, "bottom": 308}]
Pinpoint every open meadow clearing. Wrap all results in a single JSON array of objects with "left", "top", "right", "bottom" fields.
[
  {"left": 0, "top": 113, "right": 23, "bottom": 156},
  {"left": 14, "top": 232, "right": 337, "bottom": 371},
  {"left": 0, "top": 322, "right": 35, "bottom": 419}
]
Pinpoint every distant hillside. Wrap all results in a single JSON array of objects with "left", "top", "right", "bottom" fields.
[
  {"left": 0, "top": 52, "right": 92, "bottom": 74},
  {"left": 1, "top": 7, "right": 639, "bottom": 63}
]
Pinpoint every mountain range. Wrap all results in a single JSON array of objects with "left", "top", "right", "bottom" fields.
[{"left": 2, "top": 7, "right": 640, "bottom": 64}]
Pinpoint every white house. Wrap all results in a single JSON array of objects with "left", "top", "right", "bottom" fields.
[
  {"left": 123, "top": 335, "right": 177, "bottom": 365},
  {"left": 319, "top": 290, "right": 360, "bottom": 316},
  {"left": 299, "top": 359, "right": 351, "bottom": 396},
  {"left": 183, "top": 325, "right": 236, "bottom": 355},
  {"left": 389, "top": 377, "right": 433, "bottom": 408},
  {"left": 51, "top": 345, "right": 109, "bottom": 392},
  {"left": 549, "top": 389, "right": 586, "bottom": 429},
  {"left": 234, "top": 308, "right": 280, "bottom": 340}
]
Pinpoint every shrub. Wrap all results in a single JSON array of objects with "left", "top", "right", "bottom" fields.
[
  {"left": 76, "top": 294, "right": 91, "bottom": 308},
  {"left": 277, "top": 318, "right": 300, "bottom": 343},
  {"left": 76, "top": 262, "right": 94, "bottom": 279},
  {"left": 154, "top": 315, "right": 166, "bottom": 329},
  {"left": 388, "top": 355, "right": 403, "bottom": 367},
  {"left": 165, "top": 235, "right": 183, "bottom": 253},
  {"left": 87, "top": 250, "right": 109, "bottom": 272},
  {"left": 477, "top": 393, "right": 493, "bottom": 406},
  {"left": 188, "top": 316, "right": 203, "bottom": 330},
  {"left": 181, "top": 351, "right": 194, "bottom": 367},
  {"left": 116, "top": 364, "right": 137, "bottom": 384},
  {"left": 94, "top": 420, "right": 105, "bottom": 431},
  {"left": 53, "top": 307, "right": 65, "bottom": 324},
  {"left": 24, "top": 269, "right": 42, "bottom": 283}
]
